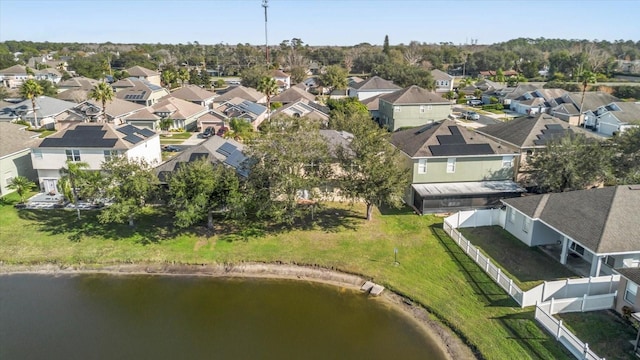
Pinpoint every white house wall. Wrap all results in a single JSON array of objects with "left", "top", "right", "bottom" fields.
[
  {"left": 530, "top": 221, "right": 561, "bottom": 246},
  {"left": 125, "top": 136, "right": 161, "bottom": 166},
  {"left": 503, "top": 207, "right": 534, "bottom": 245}
]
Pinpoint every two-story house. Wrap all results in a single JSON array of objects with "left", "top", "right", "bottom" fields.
[
  {"left": 390, "top": 119, "right": 523, "bottom": 214},
  {"left": 212, "top": 85, "right": 266, "bottom": 106},
  {"left": 112, "top": 77, "right": 170, "bottom": 107},
  {"left": 477, "top": 113, "right": 601, "bottom": 187},
  {"left": 272, "top": 69, "right": 291, "bottom": 92},
  {"left": 126, "top": 66, "right": 161, "bottom": 87},
  {"left": 509, "top": 88, "right": 567, "bottom": 115},
  {"left": 215, "top": 98, "right": 268, "bottom": 130},
  {"left": 0, "top": 123, "right": 39, "bottom": 196},
  {"left": 379, "top": 85, "right": 451, "bottom": 131},
  {"left": 431, "top": 69, "right": 454, "bottom": 93},
  {"left": 31, "top": 123, "right": 161, "bottom": 194},
  {"left": 347, "top": 76, "right": 401, "bottom": 101},
  {"left": 0, "top": 65, "right": 62, "bottom": 89}
]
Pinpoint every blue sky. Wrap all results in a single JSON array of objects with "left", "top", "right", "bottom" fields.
[{"left": 1, "top": 0, "right": 638, "bottom": 46}]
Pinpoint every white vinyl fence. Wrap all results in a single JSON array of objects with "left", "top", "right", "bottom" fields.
[
  {"left": 535, "top": 305, "right": 606, "bottom": 360},
  {"left": 443, "top": 218, "right": 525, "bottom": 306}
]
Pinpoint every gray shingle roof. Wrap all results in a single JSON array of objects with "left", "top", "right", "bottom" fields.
[
  {"left": 477, "top": 113, "right": 599, "bottom": 149},
  {"left": 379, "top": 85, "right": 448, "bottom": 105},
  {"left": 0, "top": 96, "right": 76, "bottom": 121},
  {"left": 351, "top": 76, "right": 401, "bottom": 91},
  {"left": 170, "top": 85, "right": 217, "bottom": 102},
  {"left": 126, "top": 65, "right": 159, "bottom": 77},
  {"left": 431, "top": 69, "right": 453, "bottom": 81},
  {"left": 390, "top": 119, "right": 515, "bottom": 157},
  {"left": 155, "top": 136, "right": 247, "bottom": 180},
  {"left": 565, "top": 92, "right": 620, "bottom": 112},
  {"left": 502, "top": 185, "right": 640, "bottom": 254},
  {"left": 617, "top": 268, "right": 640, "bottom": 286},
  {"left": 0, "top": 123, "right": 40, "bottom": 157},
  {"left": 605, "top": 102, "right": 640, "bottom": 125},
  {"left": 214, "top": 85, "right": 265, "bottom": 103},
  {"left": 271, "top": 86, "right": 315, "bottom": 103}
]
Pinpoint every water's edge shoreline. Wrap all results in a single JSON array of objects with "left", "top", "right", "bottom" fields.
[{"left": 0, "top": 262, "right": 476, "bottom": 360}]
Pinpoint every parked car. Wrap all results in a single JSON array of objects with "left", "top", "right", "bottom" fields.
[
  {"left": 216, "top": 126, "right": 229, "bottom": 137},
  {"left": 467, "top": 99, "right": 483, "bottom": 106},
  {"left": 162, "top": 145, "right": 181, "bottom": 152},
  {"left": 202, "top": 126, "right": 214, "bottom": 138},
  {"left": 462, "top": 111, "right": 480, "bottom": 120}
]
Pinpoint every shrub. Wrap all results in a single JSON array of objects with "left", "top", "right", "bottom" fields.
[{"left": 482, "top": 104, "right": 503, "bottom": 111}]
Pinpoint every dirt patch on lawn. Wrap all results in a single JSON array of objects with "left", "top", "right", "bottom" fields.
[{"left": 0, "top": 262, "right": 477, "bottom": 360}]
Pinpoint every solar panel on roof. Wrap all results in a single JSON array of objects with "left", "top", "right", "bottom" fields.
[
  {"left": 123, "top": 134, "right": 143, "bottom": 144},
  {"left": 448, "top": 126, "right": 461, "bottom": 136},
  {"left": 429, "top": 144, "right": 494, "bottom": 156},
  {"left": 545, "top": 124, "right": 564, "bottom": 130},
  {"left": 216, "top": 142, "right": 237, "bottom": 156},
  {"left": 117, "top": 125, "right": 137, "bottom": 136},
  {"left": 224, "top": 150, "right": 247, "bottom": 169},
  {"left": 436, "top": 135, "right": 465, "bottom": 145},
  {"left": 138, "top": 128, "right": 155, "bottom": 137}
]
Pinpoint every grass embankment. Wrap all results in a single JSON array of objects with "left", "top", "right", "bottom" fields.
[{"left": 0, "top": 194, "right": 571, "bottom": 360}]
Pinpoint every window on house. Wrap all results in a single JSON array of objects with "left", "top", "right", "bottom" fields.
[
  {"left": 522, "top": 217, "right": 531, "bottom": 233},
  {"left": 570, "top": 242, "right": 585, "bottom": 256},
  {"left": 420, "top": 106, "right": 426, "bottom": 113},
  {"left": 446, "top": 158, "right": 456, "bottom": 173},
  {"left": 104, "top": 150, "right": 118, "bottom": 162},
  {"left": 394, "top": 106, "right": 401, "bottom": 112},
  {"left": 502, "top": 156, "right": 513, "bottom": 168},
  {"left": 625, "top": 281, "right": 637, "bottom": 305},
  {"left": 418, "top": 159, "right": 427, "bottom": 174},
  {"left": 509, "top": 209, "right": 516, "bottom": 223},
  {"left": 604, "top": 256, "right": 616, "bottom": 268},
  {"left": 65, "top": 149, "right": 81, "bottom": 162},
  {"left": 32, "top": 149, "right": 42, "bottom": 159}
]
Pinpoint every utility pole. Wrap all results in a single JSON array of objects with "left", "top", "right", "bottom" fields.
[{"left": 262, "top": 0, "right": 270, "bottom": 66}]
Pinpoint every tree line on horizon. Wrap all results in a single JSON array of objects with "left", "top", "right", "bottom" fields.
[{"left": 2, "top": 37, "right": 639, "bottom": 85}]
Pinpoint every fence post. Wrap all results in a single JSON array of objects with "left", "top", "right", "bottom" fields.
[
  {"left": 583, "top": 343, "right": 589, "bottom": 360},
  {"left": 582, "top": 294, "right": 587, "bottom": 311},
  {"left": 565, "top": 279, "right": 570, "bottom": 298},
  {"left": 542, "top": 281, "right": 547, "bottom": 302},
  {"left": 509, "top": 278, "right": 513, "bottom": 295},
  {"left": 466, "top": 241, "right": 470, "bottom": 254},
  {"left": 609, "top": 274, "right": 615, "bottom": 293},
  {"left": 457, "top": 231, "right": 462, "bottom": 243},
  {"left": 497, "top": 268, "right": 501, "bottom": 283},
  {"left": 588, "top": 276, "right": 592, "bottom": 295},
  {"left": 556, "top": 319, "right": 562, "bottom": 340},
  {"left": 475, "top": 248, "right": 479, "bottom": 262},
  {"left": 485, "top": 257, "right": 490, "bottom": 272},
  {"left": 550, "top": 297, "right": 555, "bottom": 314}
]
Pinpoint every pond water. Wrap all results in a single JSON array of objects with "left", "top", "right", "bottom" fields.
[{"left": 0, "top": 274, "right": 448, "bottom": 360}]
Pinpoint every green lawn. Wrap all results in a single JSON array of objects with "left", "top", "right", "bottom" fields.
[
  {"left": 161, "top": 132, "right": 193, "bottom": 139},
  {"left": 0, "top": 195, "right": 572, "bottom": 360},
  {"left": 557, "top": 311, "right": 638, "bottom": 360},
  {"left": 460, "top": 226, "right": 578, "bottom": 290}
]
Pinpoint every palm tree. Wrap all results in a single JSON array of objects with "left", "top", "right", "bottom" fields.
[
  {"left": 227, "top": 118, "right": 254, "bottom": 142},
  {"left": 60, "top": 160, "right": 89, "bottom": 220},
  {"left": 257, "top": 76, "right": 278, "bottom": 121},
  {"left": 161, "top": 69, "right": 176, "bottom": 90},
  {"left": 88, "top": 82, "right": 114, "bottom": 122},
  {"left": 7, "top": 176, "right": 36, "bottom": 203},
  {"left": 19, "top": 79, "right": 44, "bottom": 128},
  {"left": 159, "top": 117, "right": 174, "bottom": 132},
  {"left": 177, "top": 68, "right": 190, "bottom": 87},
  {"left": 578, "top": 70, "right": 597, "bottom": 127}
]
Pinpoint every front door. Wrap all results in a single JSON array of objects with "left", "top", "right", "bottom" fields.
[{"left": 43, "top": 179, "right": 58, "bottom": 194}]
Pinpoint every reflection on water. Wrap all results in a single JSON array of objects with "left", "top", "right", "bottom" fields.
[{"left": 0, "top": 274, "right": 447, "bottom": 360}]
